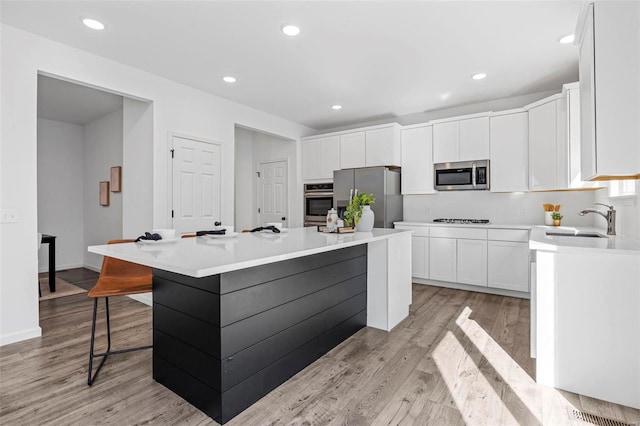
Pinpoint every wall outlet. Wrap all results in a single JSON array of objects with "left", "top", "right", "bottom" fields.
[{"left": 0, "top": 209, "right": 19, "bottom": 223}]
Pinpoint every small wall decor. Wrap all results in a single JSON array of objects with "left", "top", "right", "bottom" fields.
[
  {"left": 110, "top": 166, "right": 122, "bottom": 192},
  {"left": 99, "top": 181, "right": 110, "bottom": 206}
]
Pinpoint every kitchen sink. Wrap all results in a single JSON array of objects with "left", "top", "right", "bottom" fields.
[{"left": 545, "top": 231, "right": 605, "bottom": 238}]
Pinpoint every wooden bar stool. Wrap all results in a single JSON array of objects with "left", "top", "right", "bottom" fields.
[{"left": 87, "top": 239, "right": 153, "bottom": 386}]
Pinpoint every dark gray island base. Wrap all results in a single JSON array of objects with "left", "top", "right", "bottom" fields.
[{"left": 152, "top": 245, "right": 368, "bottom": 424}]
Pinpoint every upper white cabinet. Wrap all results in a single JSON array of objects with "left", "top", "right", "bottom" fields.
[
  {"left": 526, "top": 95, "right": 568, "bottom": 191},
  {"left": 302, "top": 123, "right": 401, "bottom": 180},
  {"left": 577, "top": 1, "right": 640, "bottom": 180},
  {"left": 433, "top": 115, "right": 490, "bottom": 163},
  {"left": 340, "top": 132, "right": 366, "bottom": 169},
  {"left": 459, "top": 117, "right": 490, "bottom": 161},
  {"left": 564, "top": 82, "right": 599, "bottom": 189},
  {"left": 340, "top": 124, "right": 401, "bottom": 169},
  {"left": 401, "top": 125, "right": 435, "bottom": 194},
  {"left": 301, "top": 135, "right": 341, "bottom": 181},
  {"left": 365, "top": 126, "right": 401, "bottom": 168},
  {"left": 490, "top": 110, "right": 528, "bottom": 192}
]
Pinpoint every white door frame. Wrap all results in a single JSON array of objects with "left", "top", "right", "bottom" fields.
[
  {"left": 169, "top": 131, "right": 222, "bottom": 229},
  {"left": 256, "top": 158, "right": 290, "bottom": 228}
]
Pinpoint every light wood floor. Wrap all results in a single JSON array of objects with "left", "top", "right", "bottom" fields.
[{"left": 1, "top": 269, "right": 638, "bottom": 425}]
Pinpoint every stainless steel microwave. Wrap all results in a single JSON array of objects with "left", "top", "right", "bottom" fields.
[{"left": 434, "top": 160, "right": 489, "bottom": 191}]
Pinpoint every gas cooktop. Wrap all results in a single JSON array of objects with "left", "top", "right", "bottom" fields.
[{"left": 433, "top": 218, "right": 491, "bottom": 224}]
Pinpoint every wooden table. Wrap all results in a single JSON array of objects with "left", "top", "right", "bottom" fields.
[{"left": 41, "top": 234, "right": 56, "bottom": 292}]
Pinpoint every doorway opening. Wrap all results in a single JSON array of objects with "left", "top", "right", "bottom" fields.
[
  {"left": 234, "top": 126, "right": 298, "bottom": 232},
  {"left": 36, "top": 74, "right": 153, "bottom": 312}
]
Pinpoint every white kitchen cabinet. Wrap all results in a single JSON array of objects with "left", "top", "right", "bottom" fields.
[
  {"left": 577, "top": 2, "right": 640, "bottom": 179},
  {"left": 301, "top": 135, "right": 341, "bottom": 181},
  {"left": 433, "top": 121, "right": 459, "bottom": 163},
  {"left": 564, "top": 82, "right": 598, "bottom": 189},
  {"left": 488, "top": 241, "right": 529, "bottom": 292},
  {"left": 401, "top": 125, "right": 435, "bottom": 194},
  {"left": 339, "top": 124, "right": 401, "bottom": 169},
  {"left": 459, "top": 117, "right": 490, "bottom": 161},
  {"left": 340, "top": 132, "right": 366, "bottom": 169},
  {"left": 395, "top": 225, "right": 430, "bottom": 280},
  {"left": 301, "top": 139, "right": 321, "bottom": 180},
  {"left": 366, "top": 126, "right": 401, "bottom": 167},
  {"left": 429, "top": 237, "right": 457, "bottom": 282},
  {"left": 527, "top": 96, "right": 568, "bottom": 191},
  {"left": 433, "top": 115, "right": 490, "bottom": 163},
  {"left": 488, "top": 229, "right": 529, "bottom": 292},
  {"left": 457, "top": 239, "right": 487, "bottom": 286},
  {"left": 490, "top": 111, "right": 528, "bottom": 192},
  {"left": 411, "top": 236, "right": 429, "bottom": 279}
]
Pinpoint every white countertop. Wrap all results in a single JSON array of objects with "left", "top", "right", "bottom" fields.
[
  {"left": 88, "top": 227, "right": 412, "bottom": 278},
  {"left": 529, "top": 226, "right": 640, "bottom": 254},
  {"left": 395, "top": 221, "right": 533, "bottom": 230}
]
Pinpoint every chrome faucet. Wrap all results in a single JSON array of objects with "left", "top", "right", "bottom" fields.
[{"left": 578, "top": 202, "right": 616, "bottom": 235}]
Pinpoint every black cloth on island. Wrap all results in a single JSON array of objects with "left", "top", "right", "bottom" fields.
[{"left": 135, "top": 232, "right": 162, "bottom": 242}]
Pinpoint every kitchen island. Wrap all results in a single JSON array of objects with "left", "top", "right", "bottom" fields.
[
  {"left": 89, "top": 227, "right": 412, "bottom": 424},
  {"left": 530, "top": 226, "right": 640, "bottom": 409}
]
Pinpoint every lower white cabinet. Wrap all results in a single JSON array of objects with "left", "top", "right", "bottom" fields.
[
  {"left": 397, "top": 223, "right": 530, "bottom": 296},
  {"left": 457, "top": 239, "right": 487, "bottom": 286},
  {"left": 429, "top": 237, "right": 457, "bottom": 282},
  {"left": 488, "top": 241, "right": 530, "bottom": 292},
  {"left": 411, "top": 236, "right": 429, "bottom": 279}
]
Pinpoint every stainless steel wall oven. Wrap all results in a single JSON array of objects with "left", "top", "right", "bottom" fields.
[{"left": 303, "top": 183, "right": 333, "bottom": 226}]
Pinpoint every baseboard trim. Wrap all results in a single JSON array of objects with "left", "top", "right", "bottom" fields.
[
  {"left": 0, "top": 326, "right": 42, "bottom": 347},
  {"left": 83, "top": 264, "right": 101, "bottom": 273},
  {"left": 38, "top": 263, "right": 84, "bottom": 273},
  {"left": 412, "top": 278, "right": 530, "bottom": 299}
]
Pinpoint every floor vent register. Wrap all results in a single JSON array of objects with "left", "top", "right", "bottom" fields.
[{"left": 568, "top": 409, "right": 638, "bottom": 426}]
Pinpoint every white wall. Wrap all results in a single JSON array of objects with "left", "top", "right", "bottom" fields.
[
  {"left": 0, "top": 24, "right": 312, "bottom": 346},
  {"left": 234, "top": 127, "right": 255, "bottom": 231},
  {"left": 83, "top": 110, "right": 124, "bottom": 270},
  {"left": 234, "top": 127, "right": 301, "bottom": 231},
  {"left": 37, "top": 118, "right": 84, "bottom": 271},
  {"left": 403, "top": 190, "right": 600, "bottom": 227},
  {"left": 594, "top": 184, "right": 640, "bottom": 240},
  {"left": 122, "top": 98, "right": 154, "bottom": 238}
]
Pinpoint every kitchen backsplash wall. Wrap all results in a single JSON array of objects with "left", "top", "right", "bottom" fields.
[
  {"left": 594, "top": 184, "right": 640, "bottom": 240},
  {"left": 403, "top": 190, "right": 602, "bottom": 227}
]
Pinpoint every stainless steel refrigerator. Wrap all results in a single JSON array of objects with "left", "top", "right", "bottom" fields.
[{"left": 333, "top": 167, "right": 402, "bottom": 228}]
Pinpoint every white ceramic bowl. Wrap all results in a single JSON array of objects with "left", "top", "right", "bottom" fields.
[
  {"left": 266, "top": 222, "right": 283, "bottom": 230},
  {"left": 152, "top": 228, "right": 176, "bottom": 239}
]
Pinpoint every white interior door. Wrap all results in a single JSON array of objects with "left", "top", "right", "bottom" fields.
[
  {"left": 257, "top": 160, "right": 288, "bottom": 227},
  {"left": 172, "top": 135, "right": 221, "bottom": 233}
]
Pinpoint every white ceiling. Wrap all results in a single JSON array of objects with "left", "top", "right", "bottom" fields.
[
  {"left": 38, "top": 75, "right": 123, "bottom": 125},
  {"left": 2, "top": 1, "right": 581, "bottom": 130}
]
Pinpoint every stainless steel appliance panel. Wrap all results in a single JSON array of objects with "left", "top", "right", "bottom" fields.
[
  {"left": 333, "top": 167, "right": 402, "bottom": 229},
  {"left": 434, "top": 160, "right": 489, "bottom": 191}
]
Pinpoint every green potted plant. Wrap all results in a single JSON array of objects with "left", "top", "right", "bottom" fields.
[
  {"left": 344, "top": 193, "right": 375, "bottom": 231},
  {"left": 551, "top": 212, "right": 563, "bottom": 226}
]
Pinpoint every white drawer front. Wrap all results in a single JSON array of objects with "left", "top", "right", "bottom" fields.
[
  {"left": 395, "top": 225, "right": 429, "bottom": 237},
  {"left": 488, "top": 229, "right": 529, "bottom": 242},
  {"left": 430, "top": 227, "right": 487, "bottom": 240}
]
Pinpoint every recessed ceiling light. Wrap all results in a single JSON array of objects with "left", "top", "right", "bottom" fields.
[
  {"left": 471, "top": 73, "right": 487, "bottom": 80},
  {"left": 82, "top": 18, "right": 105, "bottom": 31},
  {"left": 440, "top": 93, "right": 451, "bottom": 100},
  {"left": 331, "top": 105, "right": 342, "bottom": 110},
  {"left": 559, "top": 34, "right": 575, "bottom": 44},
  {"left": 282, "top": 25, "right": 300, "bottom": 37},
  {"left": 223, "top": 76, "right": 236, "bottom": 83}
]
